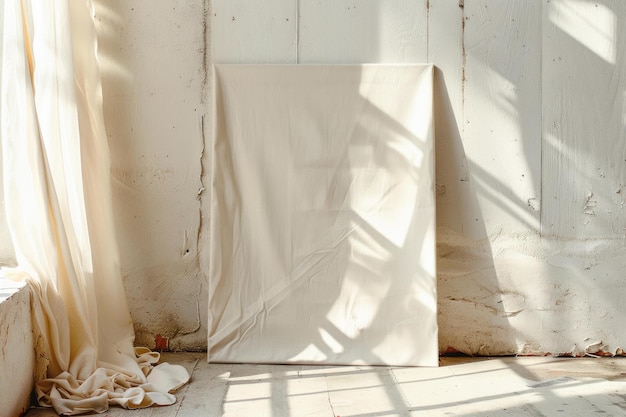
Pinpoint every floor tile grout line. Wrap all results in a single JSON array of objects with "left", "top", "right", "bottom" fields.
[
  {"left": 325, "top": 374, "right": 337, "bottom": 417},
  {"left": 173, "top": 357, "right": 201, "bottom": 416}
]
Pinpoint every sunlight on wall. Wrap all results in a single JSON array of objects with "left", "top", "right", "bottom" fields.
[
  {"left": 548, "top": 0, "right": 616, "bottom": 65},
  {"left": 93, "top": 5, "right": 133, "bottom": 85}
]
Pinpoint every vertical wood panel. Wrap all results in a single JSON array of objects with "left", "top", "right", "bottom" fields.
[
  {"left": 432, "top": 1, "right": 543, "bottom": 357},
  {"left": 542, "top": 0, "right": 626, "bottom": 238},
  {"left": 212, "top": 0, "right": 297, "bottom": 63},
  {"left": 299, "top": 0, "right": 427, "bottom": 64},
  {"left": 428, "top": 0, "right": 478, "bottom": 236},
  {"left": 463, "top": 1, "right": 542, "bottom": 235}
]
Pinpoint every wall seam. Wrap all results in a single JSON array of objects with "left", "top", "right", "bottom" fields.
[
  {"left": 426, "top": 0, "right": 429, "bottom": 61},
  {"left": 296, "top": 0, "right": 300, "bottom": 63},
  {"left": 539, "top": 0, "right": 544, "bottom": 235}
]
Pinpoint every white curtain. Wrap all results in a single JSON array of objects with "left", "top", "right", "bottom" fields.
[{"left": 1, "top": 0, "right": 189, "bottom": 414}]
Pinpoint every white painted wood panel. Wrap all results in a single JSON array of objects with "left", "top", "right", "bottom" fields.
[
  {"left": 428, "top": 0, "right": 480, "bottom": 238},
  {"left": 429, "top": 1, "right": 494, "bottom": 355},
  {"left": 463, "top": 0, "right": 542, "bottom": 235},
  {"left": 212, "top": 0, "right": 297, "bottom": 63},
  {"left": 432, "top": 1, "right": 543, "bottom": 356},
  {"left": 299, "top": 0, "right": 427, "bottom": 63},
  {"left": 542, "top": 0, "right": 626, "bottom": 238}
]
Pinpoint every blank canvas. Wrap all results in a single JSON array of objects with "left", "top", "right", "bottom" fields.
[{"left": 209, "top": 64, "right": 437, "bottom": 366}]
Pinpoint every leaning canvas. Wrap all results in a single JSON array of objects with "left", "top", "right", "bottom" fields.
[{"left": 209, "top": 64, "right": 437, "bottom": 366}]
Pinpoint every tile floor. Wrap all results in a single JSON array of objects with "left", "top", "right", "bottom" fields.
[{"left": 26, "top": 353, "right": 626, "bottom": 416}]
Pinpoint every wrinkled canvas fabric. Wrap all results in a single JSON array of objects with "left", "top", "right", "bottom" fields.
[
  {"left": 209, "top": 64, "right": 437, "bottom": 366},
  {"left": 1, "top": 0, "right": 189, "bottom": 414}
]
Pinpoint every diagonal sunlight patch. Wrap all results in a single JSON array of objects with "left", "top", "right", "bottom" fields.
[{"left": 548, "top": 0, "right": 616, "bottom": 65}]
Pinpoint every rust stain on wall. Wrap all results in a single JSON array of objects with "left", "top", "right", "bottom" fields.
[{"left": 155, "top": 334, "right": 169, "bottom": 351}]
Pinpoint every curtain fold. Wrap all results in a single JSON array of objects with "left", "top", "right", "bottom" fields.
[{"left": 1, "top": 0, "right": 189, "bottom": 414}]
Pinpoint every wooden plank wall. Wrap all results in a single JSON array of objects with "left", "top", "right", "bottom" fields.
[
  {"left": 211, "top": 0, "right": 557, "bottom": 355},
  {"left": 542, "top": 0, "right": 626, "bottom": 239},
  {"left": 463, "top": 1, "right": 542, "bottom": 235},
  {"left": 208, "top": 0, "right": 626, "bottom": 355},
  {"left": 84, "top": 0, "right": 626, "bottom": 355},
  {"left": 212, "top": 0, "right": 297, "bottom": 63},
  {"left": 212, "top": 0, "right": 542, "bottom": 239}
]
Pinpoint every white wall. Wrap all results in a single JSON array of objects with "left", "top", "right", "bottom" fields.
[
  {"left": 1, "top": 0, "right": 623, "bottom": 356},
  {"left": 94, "top": 0, "right": 209, "bottom": 350},
  {"left": 435, "top": 0, "right": 626, "bottom": 356},
  {"left": 209, "top": 0, "right": 626, "bottom": 356}
]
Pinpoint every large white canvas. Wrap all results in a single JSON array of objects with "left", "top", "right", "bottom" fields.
[{"left": 209, "top": 64, "right": 437, "bottom": 366}]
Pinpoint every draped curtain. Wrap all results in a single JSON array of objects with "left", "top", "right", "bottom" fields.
[{"left": 1, "top": 0, "right": 188, "bottom": 414}]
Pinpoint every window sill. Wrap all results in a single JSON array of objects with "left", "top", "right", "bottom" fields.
[{"left": 0, "top": 277, "right": 26, "bottom": 303}]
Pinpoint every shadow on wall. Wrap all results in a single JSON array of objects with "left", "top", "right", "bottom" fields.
[
  {"left": 539, "top": 0, "right": 626, "bottom": 356},
  {"left": 434, "top": 67, "right": 517, "bottom": 356},
  {"left": 436, "top": 0, "right": 626, "bottom": 357},
  {"left": 429, "top": 2, "right": 543, "bottom": 356},
  {"left": 542, "top": 0, "right": 626, "bottom": 238}
]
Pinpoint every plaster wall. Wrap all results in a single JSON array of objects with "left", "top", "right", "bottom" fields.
[
  {"left": 93, "top": 1, "right": 208, "bottom": 350},
  {"left": 1, "top": 0, "right": 623, "bottom": 356}
]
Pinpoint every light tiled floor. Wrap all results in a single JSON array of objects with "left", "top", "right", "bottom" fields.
[{"left": 26, "top": 353, "right": 626, "bottom": 416}]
